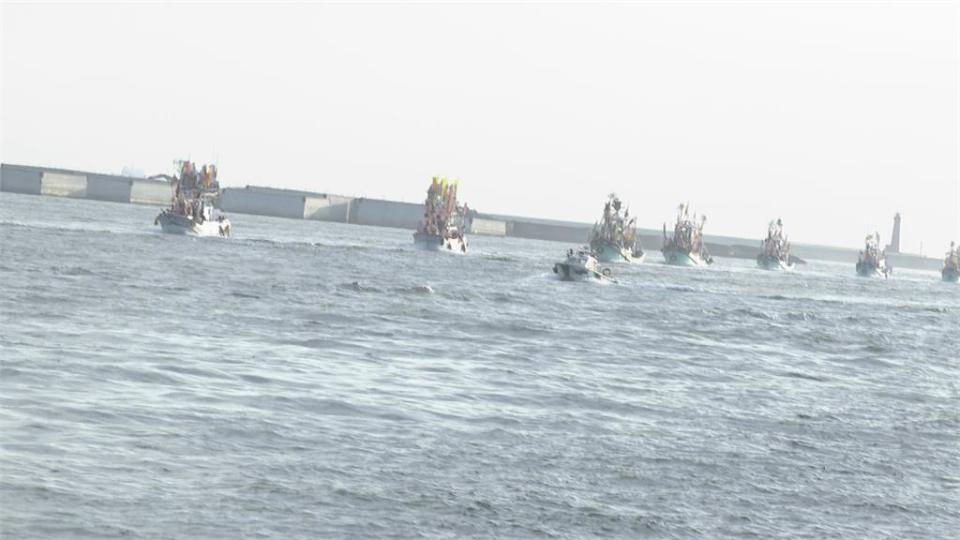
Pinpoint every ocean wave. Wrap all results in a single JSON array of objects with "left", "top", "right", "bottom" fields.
[{"left": 4, "top": 194, "right": 958, "bottom": 540}]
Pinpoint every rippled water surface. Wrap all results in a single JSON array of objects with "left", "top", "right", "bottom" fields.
[{"left": 1, "top": 193, "right": 958, "bottom": 538}]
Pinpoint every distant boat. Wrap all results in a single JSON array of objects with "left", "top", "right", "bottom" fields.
[
  {"left": 942, "top": 242, "right": 959, "bottom": 283},
  {"left": 589, "top": 194, "right": 645, "bottom": 264},
  {"left": 855, "top": 232, "right": 892, "bottom": 278},
  {"left": 756, "top": 218, "right": 795, "bottom": 271},
  {"left": 553, "top": 248, "right": 616, "bottom": 283},
  {"left": 414, "top": 176, "right": 468, "bottom": 253},
  {"left": 662, "top": 203, "right": 713, "bottom": 266},
  {"left": 154, "top": 160, "right": 231, "bottom": 237}
]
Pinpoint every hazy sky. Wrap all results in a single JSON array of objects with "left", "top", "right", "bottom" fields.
[{"left": 2, "top": 2, "right": 958, "bottom": 252}]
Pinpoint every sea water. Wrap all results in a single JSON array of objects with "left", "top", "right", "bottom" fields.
[{"left": 1, "top": 192, "right": 957, "bottom": 538}]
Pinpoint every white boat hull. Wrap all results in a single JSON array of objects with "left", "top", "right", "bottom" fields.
[
  {"left": 157, "top": 213, "right": 231, "bottom": 237},
  {"left": 413, "top": 232, "right": 466, "bottom": 253},
  {"left": 553, "top": 262, "right": 613, "bottom": 282},
  {"left": 856, "top": 260, "right": 891, "bottom": 278}
]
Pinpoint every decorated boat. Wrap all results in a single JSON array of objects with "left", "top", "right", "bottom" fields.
[
  {"left": 757, "top": 218, "right": 795, "bottom": 271},
  {"left": 153, "top": 160, "right": 231, "bottom": 237},
  {"left": 414, "top": 177, "right": 469, "bottom": 253},
  {"left": 588, "top": 194, "right": 645, "bottom": 263},
  {"left": 942, "top": 242, "right": 959, "bottom": 283},
  {"left": 855, "top": 232, "right": 892, "bottom": 278},
  {"left": 662, "top": 203, "right": 713, "bottom": 266},
  {"left": 553, "top": 248, "right": 616, "bottom": 283}
]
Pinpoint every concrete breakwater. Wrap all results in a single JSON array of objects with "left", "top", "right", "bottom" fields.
[
  {"left": 1, "top": 163, "right": 173, "bottom": 205},
  {"left": 1, "top": 163, "right": 943, "bottom": 271}
]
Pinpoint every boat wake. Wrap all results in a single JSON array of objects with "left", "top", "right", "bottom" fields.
[{"left": 338, "top": 282, "right": 434, "bottom": 295}]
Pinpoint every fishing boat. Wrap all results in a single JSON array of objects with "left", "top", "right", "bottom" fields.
[
  {"left": 855, "top": 232, "right": 892, "bottom": 278},
  {"left": 153, "top": 160, "right": 231, "bottom": 237},
  {"left": 942, "top": 242, "right": 959, "bottom": 283},
  {"left": 414, "top": 176, "right": 468, "bottom": 253},
  {"left": 588, "top": 194, "right": 645, "bottom": 263},
  {"left": 756, "top": 218, "right": 795, "bottom": 271},
  {"left": 661, "top": 203, "right": 713, "bottom": 266},
  {"left": 552, "top": 248, "right": 616, "bottom": 283}
]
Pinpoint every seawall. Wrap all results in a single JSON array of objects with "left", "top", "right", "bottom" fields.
[{"left": 1, "top": 163, "right": 172, "bottom": 206}]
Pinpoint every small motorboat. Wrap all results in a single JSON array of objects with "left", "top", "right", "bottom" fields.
[{"left": 553, "top": 248, "right": 616, "bottom": 283}]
